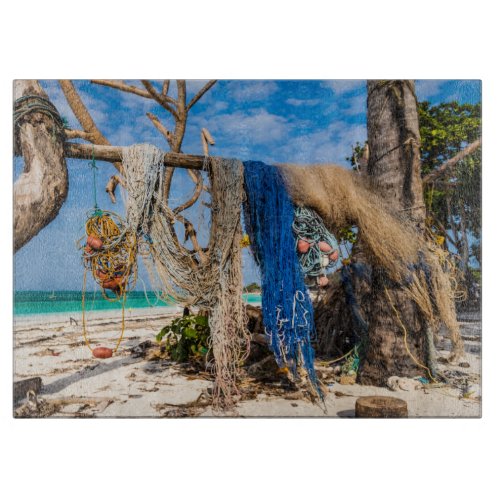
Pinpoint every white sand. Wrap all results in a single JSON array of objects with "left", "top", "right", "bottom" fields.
[{"left": 13, "top": 309, "right": 481, "bottom": 417}]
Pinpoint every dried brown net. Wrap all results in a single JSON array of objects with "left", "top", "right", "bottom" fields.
[{"left": 278, "top": 163, "right": 463, "bottom": 358}]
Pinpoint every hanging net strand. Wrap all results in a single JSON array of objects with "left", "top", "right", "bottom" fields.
[
  {"left": 121, "top": 144, "right": 249, "bottom": 408},
  {"left": 242, "top": 160, "right": 322, "bottom": 399}
]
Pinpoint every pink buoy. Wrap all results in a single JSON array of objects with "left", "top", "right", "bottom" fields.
[
  {"left": 297, "top": 239, "right": 310, "bottom": 254},
  {"left": 87, "top": 234, "right": 103, "bottom": 250},
  {"left": 317, "top": 276, "right": 329, "bottom": 287},
  {"left": 318, "top": 241, "right": 332, "bottom": 253},
  {"left": 329, "top": 250, "right": 339, "bottom": 262}
]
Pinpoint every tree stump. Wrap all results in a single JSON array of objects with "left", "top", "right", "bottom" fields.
[{"left": 355, "top": 396, "right": 408, "bottom": 418}]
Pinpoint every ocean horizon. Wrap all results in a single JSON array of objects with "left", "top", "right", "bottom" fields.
[{"left": 14, "top": 290, "right": 262, "bottom": 316}]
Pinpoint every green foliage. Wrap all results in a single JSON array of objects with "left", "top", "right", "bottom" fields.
[
  {"left": 338, "top": 226, "right": 358, "bottom": 245},
  {"left": 346, "top": 141, "right": 367, "bottom": 170},
  {"left": 419, "top": 101, "right": 481, "bottom": 176},
  {"left": 243, "top": 282, "right": 261, "bottom": 293},
  {"left": 419, "top": 100, "right": 481, "bottom": 300},
  {"left": 156, "top": 314, "right": 210, "bottom": 363}
]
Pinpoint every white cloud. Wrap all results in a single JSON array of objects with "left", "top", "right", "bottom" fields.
[
  {"left": 415, "top": 80, "right": 446, "bottom": 100},
  {"left": 343, "top": 93, "right": 366, "bottom": 116},
  {"left": 226, "top": 80, "right": 279, "bottom": 102},
  {"left": 321, "top": 80, "right": 365, "bottom": 94},
  {"left": 285, "top": 97, "right": 321, "bottom": 107}
]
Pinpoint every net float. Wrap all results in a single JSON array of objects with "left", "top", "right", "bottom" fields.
[
  {"left": 87, "top": 234, "right": 103, "bottom": 250},
  {"left": 329, "top": 250, "right": 339, "bottom": 261},
  {"left": 92, "top": 346, "right": 113, "bottom": 359},
  {"left": 84, "top": 245, "right": 93, "bottom": 255},
  {"left": 95, "top": 269, "right": 110, "bottom": 280},
  {"left": 102, "top": 277, "right": 123, "bottom": 290},
  {"left": 317, "top": 276, "right": 329, "bottom": 287},
  {"left": 297, "top": 239, "right": 310, "bottom": 253},
  {"left": 321, "top": 255, "right": 330, "bottom": 267},
  {"left": 318, "top": 241, "right": 333, "bottom": 253}
]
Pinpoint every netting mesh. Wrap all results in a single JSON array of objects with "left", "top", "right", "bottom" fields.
[{"left": 121, "top": 144, "right": 249, "bottom": 407}]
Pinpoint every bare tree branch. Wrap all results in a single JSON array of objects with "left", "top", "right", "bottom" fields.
[
  {"left": 64, "top": 129, "right": 93, "bottom": 141},
  {"left": 105, "top": 175, "right": 123, "bottom": 203},
  {"left": 59, "top": 79, "right": 122, "bottom": 172},
  {"left": 423, "top": 138, "right": 482, "bottom": 184},
  {"left": 146, "top": 112, "right": 174, "bottom": 149},
  {"left": 162, "top": 80, "right": 170, "bottom": 96},
  {"left": 186, "top": 80, "right": 217, "bottom": 112},
  {"left": 91, "top": 80, "right": 151, "bottom": 99},
  {"left": 63, "top": 142, "right": 207, "bottom": 170},
  {"left": 174, "top": 171, "right": 204, "bottom": 214},
  {"left": 140, "top": 80, "right": 179, "bottom": 118}
]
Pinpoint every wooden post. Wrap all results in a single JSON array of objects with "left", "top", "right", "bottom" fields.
[{"left": 355, "top": 396, "right": 408, "bottom": 418}]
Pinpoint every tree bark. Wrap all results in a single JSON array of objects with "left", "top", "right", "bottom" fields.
[
  {"left": 358, "top": 80, "right": 428, "bottom": 385},
  {"left": 14, "top": 80, "right": 68, "bottom": 252}
]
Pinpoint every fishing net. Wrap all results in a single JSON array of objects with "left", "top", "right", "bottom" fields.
[
  {"left": 121, "top": 144, "right": 249, "bottom": 407},
  {"left": 278, "top": 163, "right": 463, "bottom": 358}
]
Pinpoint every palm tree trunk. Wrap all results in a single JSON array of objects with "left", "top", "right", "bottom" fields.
[{"left": 358, "top": 80, "right": 428, "bottom": 385}]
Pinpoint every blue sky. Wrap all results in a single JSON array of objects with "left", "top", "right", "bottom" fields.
[{"left": 14, "top": 79, "right": 481, "bottom": 290}]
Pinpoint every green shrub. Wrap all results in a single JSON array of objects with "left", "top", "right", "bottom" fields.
[{"left": 156, "top": 314, "right": 210, "bottom": 363}]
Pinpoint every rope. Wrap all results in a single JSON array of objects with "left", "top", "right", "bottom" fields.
[
  {"left": 79, "top": 210, "right": 137, "bottom": 356},
  {"left": 384, "top": 286, "right": 437, "bottom": 383},
  {"left": 81, "top": 267, "right": 126, "bottom": 354},
  {"left": 13, "top": 94, "right": 65, "bottom": 136}
]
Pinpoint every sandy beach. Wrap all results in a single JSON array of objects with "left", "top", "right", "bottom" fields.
[{"left": 13, "top": 308, "right": 481, "bottom": 417}]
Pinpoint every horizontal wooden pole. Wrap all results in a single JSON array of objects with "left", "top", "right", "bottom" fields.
[{"left": 63, "top": 142, "right": 207, "bottom": 170}]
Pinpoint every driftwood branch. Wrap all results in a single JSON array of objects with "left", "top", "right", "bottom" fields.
[
  {"left": 105, "top": 175, "right": 123, "bottom": 203},
  {"left": 140, "top": 80, "right": 178, "bottom": 118},
  {"left": 64, "top": 129, "right": 93, "bottom": 141},
  {"left": 14, "top": 80, "right": 68, "bottom": 252},
  {"left": 59, "top": 80, "right": 123, "bottom": 173},
  {"left": 174, "top": 171, "right": 204, "bottom": 214},
  {"left": 146, "top": 112, "right": 174, "bottom": 149},
  {"left": 187, "top": 80, "right": 217, "bottom": 112},
  {"left": 63, "top": 142, "right": 206, "bottom": 170},
  {"left": 90, "top": 80, "right": 151, "bottom": 99},
  {"left": 423, "top": 138, "right": 482, "bottom": 184}
]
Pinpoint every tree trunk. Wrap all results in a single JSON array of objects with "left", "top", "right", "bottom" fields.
[
  {"left": 14, "top": 80, "right": 68, "bottom": 252},
  {"left": 358, "top": 80, "right": 428, "bottom": 385}
]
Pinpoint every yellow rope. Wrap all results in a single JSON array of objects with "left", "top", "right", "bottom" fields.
[
  {"left": 80, "top": 211, "right": 137, "bottom": 356},
  {"left": 384, "top": 286, "right": 437, "bottom": 383}
]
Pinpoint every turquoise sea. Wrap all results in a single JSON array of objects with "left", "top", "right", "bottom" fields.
[{"left": 14, "top": 291, "right": 261, "bottom": 316}]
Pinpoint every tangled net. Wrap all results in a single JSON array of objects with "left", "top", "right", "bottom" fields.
[
  {"left": 293, "top": 206, "right": 340, "bottom": 283},
  {"left": 80, "top": 209, "right": 138, "bottom": 355},
  {"left": 121, "top": 144, "right": 249, "bottom": 408}
]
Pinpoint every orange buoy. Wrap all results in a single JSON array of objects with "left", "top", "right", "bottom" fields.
[
  {"left": 318, "top": 241, "right": 332, "bottom": 253},
  {"left": 87, "top": 234, "right": 103, "bottom": 250},
  {"left": 317, "top": 276, "right": 329, "bottom": 287},
  {"left": 329, "top": 250, "right": 339, "bottom": 261},
  {"left": 95, "top": 269, "right": 110, "bottom": 280},
  {"left": 297, "top": 239, "right": 310, "bottom": 254},
  {"left": 102, "top": 277, "right": 123, "bottom": 290},
  {"left": 92, "top": 346, "right": 113, "bottom": 359}
]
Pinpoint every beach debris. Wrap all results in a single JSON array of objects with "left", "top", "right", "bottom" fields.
[
  {"left": 355, "top": 396, "right": 408, "bottom": 418},
  {"left": 339, "top": 374, "right": 356, "bottom": 385},
  {"left": 387, "top": 376, "right": 423, "bottom": 392},
  {"left": 13, "top": 377, "right": 42, "bottom": 403},
  {"left": 15, "top": 390, "right": 60, "bottom": 418}
]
